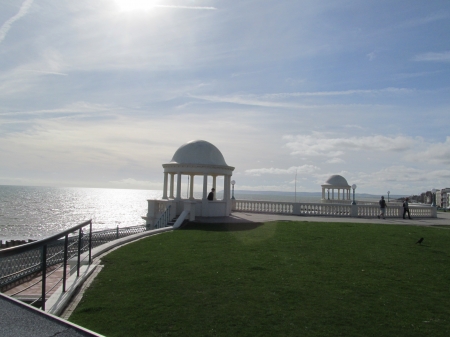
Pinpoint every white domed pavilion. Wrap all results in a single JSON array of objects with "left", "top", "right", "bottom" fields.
[
  {"left": 321, "top": 174, "right": 351, "bottom": 202},
  {"left": 162, "top": 140, "right": 235, "bottom": 217}
]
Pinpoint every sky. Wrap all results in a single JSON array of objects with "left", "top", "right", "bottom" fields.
[{"left": 0, "top": 0, "right": 449, "bottom": 196}]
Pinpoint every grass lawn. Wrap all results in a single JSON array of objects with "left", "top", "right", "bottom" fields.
[{"left": 69, "top": 221, "right": 450, "bottom": 336}]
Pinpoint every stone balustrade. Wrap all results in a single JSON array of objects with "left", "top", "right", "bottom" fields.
[{"left": 233, "top": 200, "right": 437, "bottom": 218}]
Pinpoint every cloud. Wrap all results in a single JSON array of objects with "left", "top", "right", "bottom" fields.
[
  {"left": 367, "top": 52, "right": 376, "bottom": 61},
  {"left": 155, "top": 5, "right": 217, "bottom": 10},
  {"left": 245, "top": 165, "right": 320, "bottom": 176},
  {"left": 326, "top": 157, "right": 345, "bottom": 164},
  {"left": 404, "top": 136, "right": 450, "bottom": 164},
  {"left": 189, "top": 87, "right": 413, "bottom": 109},
  {"left": 0, "top": 0, "right": 34, "bottom": 44},
  {"left": 398, "top": 13, "right": 449, "bottom": 29},
  {"left": 413, "top": 51, "right": 450, "bottom": 62},
  {"left": 283, "top": 133, "right": 417, "bottom": 158}
]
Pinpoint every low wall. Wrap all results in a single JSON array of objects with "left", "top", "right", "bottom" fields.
[{"left": 233, "top": 200, "right": 437, "bottom": 218}]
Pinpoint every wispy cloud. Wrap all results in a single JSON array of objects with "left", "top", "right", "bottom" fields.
[
  {"left": 0, "top": 102, "right": 120, "bottom": 117},
  {"left": 22, "top": 69, "right": 68, "bottom": 76},
  {"left": 155, "top": 5, "right": 217, "bottom": 10},
  {"left": 245, "top": 165, "right": 320, "bottom": 176},
  {"left": 283, "top": 133, "right": 417, "bottom": 158},
  {"left": 398, "top": 13, "right": 449, "bottom": 29},
  {"left": 189, "top": 87, "right": 412, "bottom": 109},
  {"left": 366, "top": 52, "right": 376, "bottom": 61},
  {"left": 0, "top": 0, "right": 34, "bottom": 44},
  {"left": 413, "top": 51, "right": 450, "bottom": 62}
]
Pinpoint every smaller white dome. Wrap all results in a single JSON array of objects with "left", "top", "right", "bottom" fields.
[{"left": 323, "top": 175, "right": 350, "bottom": 187}]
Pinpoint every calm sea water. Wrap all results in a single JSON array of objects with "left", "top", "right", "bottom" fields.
[
  {"left": 0, "top": 185, "right": 377, "bottom": 241},
  {"left": 0, "top": 186, "right": 162, "bottom": 241}
]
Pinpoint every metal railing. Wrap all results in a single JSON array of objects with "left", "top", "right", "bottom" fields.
[
  {"left": 0, "top": 209, "right": 174, "bottom": 311},
  {"left": 0, "top": 220, "right": 93, "bottom": 310}
]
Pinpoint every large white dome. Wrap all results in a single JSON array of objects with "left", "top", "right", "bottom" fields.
[
  {"left": 323, "top": 174, "right": 350, "bottom": 187},
  {"left": 169, "top": 140, "right": 228, "bottom": 166}
]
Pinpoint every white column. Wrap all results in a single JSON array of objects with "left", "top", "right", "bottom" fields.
[
  {"left": 169, "top": 173, "right": 175, "bottom": 199},
  {"left": 202, "top": 174, "right": 208, "bottom": 200},
  {"left": 162, "top": 172, "right": 168, "bottom": 199},
  {"left": 338, "top": 189, "right": 340, "bottom": 200},
  {"left": 322, "top": 187, "right": 325, "bottom": 199},
  {"left": 223, "top": 175, "right": 230, "bottom": 201},
  {"left": 189, "top": 174, "right": 195, "bottom": 199},
  {"left": 176, "top": 173, "right": 182, "bottom": 200},
  {"left": 212, "top": 175, "right": 217, "bottom": 200},
  {"left": 332, "top": 189, "right": 335, "bottom": 199}
]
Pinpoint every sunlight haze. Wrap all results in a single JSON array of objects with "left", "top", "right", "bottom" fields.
[{"left": 0, "top": 0, "right": 449, "bottom": 195}]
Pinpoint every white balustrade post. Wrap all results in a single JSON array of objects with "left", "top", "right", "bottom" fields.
[
  {"left": 146, "top": 199, "right": 157, "bottom": 227},
  {"left": 351, "top": 204, "right": 358, "bottom": 217},
  {"left": 431, "top": 205, "right": 437, "bottom": 218},
  {"left": 293, "top": 203, "right": 300, "bottom": 215}
]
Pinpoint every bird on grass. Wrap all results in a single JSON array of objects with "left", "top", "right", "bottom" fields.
[{"left": 416, "top": 237, "right": 424, "bottom": 244}]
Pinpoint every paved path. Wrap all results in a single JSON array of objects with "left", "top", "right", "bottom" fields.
[{"left": 198, "top": 211, "right": 450, "bottom": 226}]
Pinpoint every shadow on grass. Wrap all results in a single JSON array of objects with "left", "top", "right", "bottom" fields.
[{"left": 180, "top": 222, "right": 264, "bottom": 232}]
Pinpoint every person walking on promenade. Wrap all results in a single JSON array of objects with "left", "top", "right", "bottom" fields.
[
  {"left": 378, "top": 196, "right": 387, "bottom": 219},
  {"left": 403, "top": 198, "right": 412, "bottom": 219}
]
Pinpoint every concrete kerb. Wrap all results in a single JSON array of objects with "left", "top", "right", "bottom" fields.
[{"left": 46, "top": 226, "right": 173, "bottom": 316}]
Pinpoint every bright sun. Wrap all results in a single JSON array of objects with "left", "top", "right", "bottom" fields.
[{"left": 114, "top": 0, "right": 161, "bottom": 12}]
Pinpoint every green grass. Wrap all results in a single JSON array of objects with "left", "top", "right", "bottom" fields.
[{"left": 69, "top": 222, "right": 450, "bottom": 337}]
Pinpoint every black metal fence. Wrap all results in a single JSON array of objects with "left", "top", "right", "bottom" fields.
[
  {"left": 0, "top": 221, "right": 149, "bottom": 310},
  {"left": 0, "top": 204, "right": 175, "bottom": 311}
]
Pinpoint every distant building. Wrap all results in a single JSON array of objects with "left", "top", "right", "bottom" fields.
[
  {"left": 321, "top": 175, "right": 352, "bottom": 202},
  {"left": 441, "top": 188, "right": 450, "bottom": 209}
]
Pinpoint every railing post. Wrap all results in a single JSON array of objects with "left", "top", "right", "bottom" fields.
[
  {"left": 116, "top": 225, "right": 119, "bottom": 239},
  {"left": 41, "top": 244, "right": 47, "bottom": 311},
  {"left": 63, "top": 234, "right": 68, "bottom": 292},
  {"left": 351, "top": 204, "right": 358, "bottom": 217},
  {"left": 431, "top": 206, "right": 437, "bottom": 218},
  {"left": 89, "top": 221, "right": 93, "bottom": 265},
  {"left": 77, "top": 228, "right": 82, "bottom": 277}
]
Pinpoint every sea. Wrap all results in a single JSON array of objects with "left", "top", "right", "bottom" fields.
[{"left": 0, "top": 185, "right": 381, "bottom": 241}]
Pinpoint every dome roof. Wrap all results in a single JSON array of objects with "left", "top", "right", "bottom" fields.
[
  {"left": 323, "top": 174, "right": 350, "bottom": 187},
  {"left": 169, "top": 140, "right": 229, "bottom": 166}
]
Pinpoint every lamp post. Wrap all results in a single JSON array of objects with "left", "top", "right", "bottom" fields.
[
  {"left": 351, "top": 184, "right": 357, "bottom": 205},
  {"left": 231, "top": 180, "right": 235, "bottom": 200},
  {"left": 387, "top": 191, "right": 390, "bottom": 203},
  {"left": 431, "top": 188, "right": 436, "bottom": 207}
]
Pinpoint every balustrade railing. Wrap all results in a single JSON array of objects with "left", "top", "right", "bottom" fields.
[
  {"left": 234, "top": 200, "right": 436, "bottom": 218},
  {"left": 153, "top": 205, "right": 173, "bottom": 229}
]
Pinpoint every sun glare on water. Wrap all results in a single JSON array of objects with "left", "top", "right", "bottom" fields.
[{"left": 114, "top": 0, "right": 161, "bottom": 12}]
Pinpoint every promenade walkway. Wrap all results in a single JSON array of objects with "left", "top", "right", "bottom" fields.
[{"left": 199, "top": 210, "right": 450, "bottom": 226}]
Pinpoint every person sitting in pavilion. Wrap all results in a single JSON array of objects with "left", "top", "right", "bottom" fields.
[{"left": 207, "top": 188, "right": 215, "bottom": 201}]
